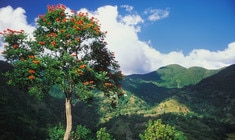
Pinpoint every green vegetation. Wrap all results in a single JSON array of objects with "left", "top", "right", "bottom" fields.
[
  {"left": 48, "top": 124, "right": 65, "bottom": 140},
  {"left": 1, "top": 61, "right": 235, "bottom": 139},
  {"left": 48, "top": 124, "right": 113, "bottom": 140},
  {"left": 139, "top": 119, "right": 186, "bottom": 140},
  {"left": 96, "top": 127, "right": 113, "bottom": 140}
]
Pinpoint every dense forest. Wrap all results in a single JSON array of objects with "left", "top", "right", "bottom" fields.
[{"left": 1, "top": 60, "right": 235, "bottom": 139}]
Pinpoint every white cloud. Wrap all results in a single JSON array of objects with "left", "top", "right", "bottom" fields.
[
  {"left": 142, "top": 44, "right": 235, "bottom": 73},
  {"left": 119, "top": 14, "right": 144, "bottom": 27},
  {"left": 84, "top": 6, "right": 150, "bottom": 74},
  {"left": 144, "top": 8, "right": 170, "bottom": 21},
  {"left": 0, "top": 6, "right": 35, "bottom": 60},
  {"left": 0, "top": 6, "right": 35, "bottom": 34},
  {"left": 0, "top": 5, "right": 234, "bottom": 75}
]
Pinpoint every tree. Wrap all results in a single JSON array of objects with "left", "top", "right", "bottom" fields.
[
  {"left": 139, "top": 119, "right": 186, "bottom": 140},
  {"left": 0, "top": 4, "right": 124, "bottom": 140}
]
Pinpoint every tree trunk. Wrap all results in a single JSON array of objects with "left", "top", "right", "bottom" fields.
[{"left": 64, "top": 97, "right": 72, "bottom": 140}]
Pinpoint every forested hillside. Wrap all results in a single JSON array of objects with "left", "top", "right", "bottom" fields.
[{"left": 1, "top": 60, "right": 235, "bottom": 139}]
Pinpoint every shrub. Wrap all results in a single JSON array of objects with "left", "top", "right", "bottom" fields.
[
  {"left": 96, "top": 127, "right": 113, "bottom": 140},
  {"left": 139, "top": 119, "right": 186, "bottom": 140},
  {"left": 71, "top": 125, "right": 92, "bottom": 140},
  {"left": 48, "top": 124, "right": 65, "bottom": 140}
]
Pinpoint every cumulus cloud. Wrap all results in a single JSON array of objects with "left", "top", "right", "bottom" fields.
[
  {"left": 83, "top": 6, "right": 150, "bottom": 74},
  {"left": 119, "top": 14, "right": 144, "bottom": 27},
  {"left": 0, "top": 6, "right": 35, "bottom": 34},
  {"left": 0, "top": 6, "right": 35, "bottom": 60},
  {"left": 0, "top": 5, "right": 234, "bottom": 75},
  {"left": 142, "top": 43, "right": 235, "bottom": 73}
]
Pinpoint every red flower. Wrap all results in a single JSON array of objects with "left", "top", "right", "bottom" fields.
[
  {"left": 73, "top": 25, "right": 80, "bottom": 30},
  {"left": 32, "top": 60, "right": 40, "bottom": 64},
  {"left": 56, "top": 18, "right": 60, "bottom": 22},
  {"left": 62, "top": 18, "right": 66, "bottom": 23},
  {"left": 28, "top": 55, "right": 36, "bottom": 59},
  {"left": 29, "top": 69, "right": 36, "bottom": 74},
  {"left": 79, "top": 64, "right": 86, "bottom": 69},
  {"left": 13, "top": 44, "right": 18, "bottom": 49},
  {"left": 39, "top": 41, "right": 45, "bottom": 45},
  {"left": 61, "top": 4, "right": 66, "bottom": 9},
  {"left": 59, "top": 29, "right": 65, "bottom": 33},
  {"left": 75, "top": 37, "right": 80, "bottom": 42},
  {"left": 83, "top": 81, "right": 89, "bottom": 85},
  {"left": 51, "top": 41, "right": 56, "bottom": 46},
  {"left": 28, "top": 75, "right": 35, "bottom": 80}
]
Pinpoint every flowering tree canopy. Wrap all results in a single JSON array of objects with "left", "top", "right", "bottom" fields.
[
  {"left": 1, "top": 4, "right": 124, "bottom": 139},
  {"left": 1, "top": 4, "right": 124, "bottom": 100}
]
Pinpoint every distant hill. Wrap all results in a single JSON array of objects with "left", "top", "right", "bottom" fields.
[
  {"left": 124, "top": 64, "right": 219, "bottom": 89},
  {"left": 121, "top": 64, "right": 220, "bottom": 105}
]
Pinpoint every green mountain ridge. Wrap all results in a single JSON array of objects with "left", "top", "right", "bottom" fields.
[
  {"left": 103, "top": 64, "right": 235, "bottom": 139},
  {"left": 124, "top": 64, "right": 220, "bottom": 89},
  {"left": 1, "top": 60, "right": 235, "bottom": 139}
]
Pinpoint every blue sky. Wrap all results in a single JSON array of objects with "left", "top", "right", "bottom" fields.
[{"left": 0, "top": 0, "right": 235, "bottom": 74}]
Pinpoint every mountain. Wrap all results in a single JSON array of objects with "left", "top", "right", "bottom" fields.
[
  {"left": 124, "top": 64, "right": 219, "bottom": 89},
  {"left": 121, "top": 64, "right": 220, "bottom": 105},
  {"left": 188, "top": 64, "right": 235, "bottom": 124},
  {"left": 1, "top": 61, "right": 235, "bottom": 140},
  {"left": 110, "top": 64, "right": 235, "bottom": 139},
  {"left": 177, "top": 64, "right": 235, "bottom": 139}
]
